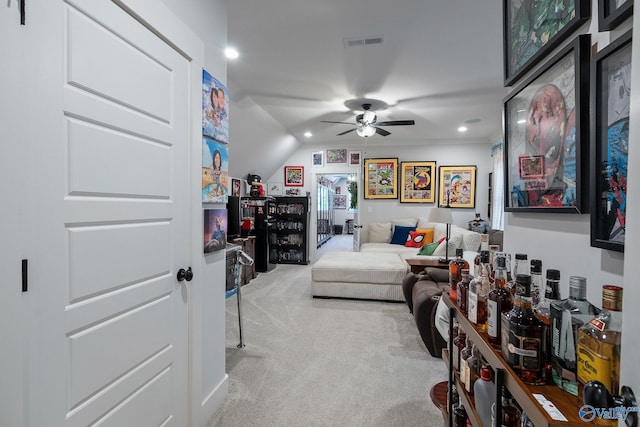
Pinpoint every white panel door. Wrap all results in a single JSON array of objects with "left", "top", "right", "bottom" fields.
[{"left": 23, "top": 1, "right": 191, "bottom": 425}]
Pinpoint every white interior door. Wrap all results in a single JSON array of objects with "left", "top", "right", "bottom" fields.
[{"left": 22, "top": 1, "right": 191, "bottom": 425}]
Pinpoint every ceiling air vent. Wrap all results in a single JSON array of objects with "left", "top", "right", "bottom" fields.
[{"left": 343, "top": 35, "right": 384, "bottom": 48}]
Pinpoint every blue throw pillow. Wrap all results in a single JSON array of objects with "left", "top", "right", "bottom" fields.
[{"left": 390, "top": 225, "right": 416, "bottom": 245}]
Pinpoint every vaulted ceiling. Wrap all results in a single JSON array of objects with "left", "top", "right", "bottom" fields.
[{"left": 227, "top": 0, "right": 508, "bottom": 148}]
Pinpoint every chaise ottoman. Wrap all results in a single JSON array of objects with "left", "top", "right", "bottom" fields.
[{"left": 311, "top": 252, "right": 409, "bottom": 302}]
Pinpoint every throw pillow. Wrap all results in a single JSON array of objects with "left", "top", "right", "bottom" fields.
[
  {"left": 368, "top": 222, "right": 392, "bottom": 243},
  {"left": 432, "top": 232, "right": 463, "bottom": 257},
  {"left": 390, "top": 225, "right": 416, "bottom": 245},
  {"left": 417, "top": 237, "right": 446, "bottom": 255},
  {"left": 416, "top": 228, "right": 434, "bottom": 244},
  {"left": 405, "top": 230, "right": 427, "bottom": 248}
]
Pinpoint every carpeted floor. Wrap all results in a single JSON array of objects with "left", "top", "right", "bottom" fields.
[{"left": 209, "top": 238, "right": 447, "bottom": 427}]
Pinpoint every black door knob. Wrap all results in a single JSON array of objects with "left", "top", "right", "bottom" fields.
[{"left": 177, "top": 267, "right": 193, "bottom": 282}]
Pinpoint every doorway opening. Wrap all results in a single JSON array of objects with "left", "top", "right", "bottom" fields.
[{"left": 316, "top": 173, "right": 357, "bottom": 255}]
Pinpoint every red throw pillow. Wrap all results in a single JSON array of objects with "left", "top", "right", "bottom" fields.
[{"left": 405, "top": 230, "right": 427, "bottom": 248}]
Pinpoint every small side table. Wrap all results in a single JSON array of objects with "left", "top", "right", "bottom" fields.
[{"left": 405, "top": 258, "right": 450, "bottom": 274}]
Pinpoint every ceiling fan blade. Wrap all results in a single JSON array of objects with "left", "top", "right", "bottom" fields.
[
  {"left": 375, "top": 127, "right": 391, "bottom": 136},
  {"left": 337, "top": 128, "right": 357, "bottom": 136},
  {"left": 321, "top": 120, "right": 354, "bottom": 125},
  {"left": 375, "top": 120, "right": 415, "bottom": 126}
]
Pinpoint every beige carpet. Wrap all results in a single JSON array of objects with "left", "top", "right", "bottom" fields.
[{"left": 209, "top": 238, "right": 447, "bottom": 427}]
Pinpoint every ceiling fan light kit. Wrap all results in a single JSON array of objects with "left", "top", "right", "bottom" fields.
[{"left": 320, "top": 99, "right": 415, "bottom": 138}]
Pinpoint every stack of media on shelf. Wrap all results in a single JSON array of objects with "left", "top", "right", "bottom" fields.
[
  {"left": 442, "top": 246, "right": 625, "bottom": 426},
  {"left": 269, "top": 196, "right": 310, "bottom": 264}
]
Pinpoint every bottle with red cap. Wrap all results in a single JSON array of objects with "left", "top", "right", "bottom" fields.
[{"left": 473, "top": 363, "right": 496, "bottom": 427}]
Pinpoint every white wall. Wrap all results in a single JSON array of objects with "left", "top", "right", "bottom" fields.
[
  {"left": 160, "top": 0, "right": 229, "bottom": 423},
  {"left": 620, "top": 7, "right": 640, "bottom": 405}
]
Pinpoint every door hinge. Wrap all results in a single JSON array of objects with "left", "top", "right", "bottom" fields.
[{"left": 22, "top": 259, "right": 28, "bottom": 292}]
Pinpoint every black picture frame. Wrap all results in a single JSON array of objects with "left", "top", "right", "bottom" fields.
[
  {"left": 590, "top": 30, "right": 632, "bottom": 253},
  {"left": 503, "top": 0, "right": 590, "bottom": 87},
  {"left": 599, "top": 0, "right": 633, "bottom": 31},
  {"left": 504, "top": 35, "right": 590, "bottom": 213}
]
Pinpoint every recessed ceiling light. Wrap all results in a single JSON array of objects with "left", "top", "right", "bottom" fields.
[
  {"left": 224, "top": 47, "right": 239, "bottom": 59},
  {"left": 458, "top": 126, "right": 468, "bottom": 133},
  {"left": 517, "top": 119, "right": 527, "bottom": 124},
  {"left": 304, "top": 131, "right": 312, "bottom": 138}
]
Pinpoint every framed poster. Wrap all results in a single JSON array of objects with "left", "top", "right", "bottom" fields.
[
  {"left": 438, "top": 165, "right": 477, "bottom": 208},
  {"left": 333, "top": 195, "right": 347, "bottom": 209},
  {"left": 590, "top": 30, "right": 632, "bottom": 252},
  {"left": 400, "top": 161, "right": 436, "bottom": 203},
  {"left": 312, "top": 151, "right": 324, "bottom": 167},
  {"left": 202, "top": 138, "right": 229, "bottom": 203},
  {"left": 598, "top": 0, "right": 633, "bottom": 31},
  {"left": 364, "top": 158, "right": 398, "bottom": 199},
  {"left": 349, "top": 150, "right": 362, "bottom": 166},
  {"left": 503, "top": 0, "right": 589, "bottom": 86},
  {"left": 231, "top": 178, "right": 241, "bottom": 197},
  {"left": 204, "top": 209, "right": 227, "bottom": 253},
  {"left": 267, "top": 182, "right": 283, "bottom": 196},
  {"left": 284, "top": 166, "right": 304, "bottom": 186},
  {"left": 504, "top": 35, "right": 590, "bottom": 213},
  {"left": 326, "top": 148, "right": 347, "bottom": 164},
  {"left": 202, "top": 70, "right": 229, "bottom": 143}
]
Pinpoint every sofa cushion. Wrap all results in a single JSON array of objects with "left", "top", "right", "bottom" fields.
[
  {"left": 462, "top": 228, "right": 483, "bottom": 251},
  {"left": 390, "top": 225, "right": 416, "bottom": 245},
  {"left": 312, "top": 252, "right": 408, "bottom": 285},
  {"left": 368, "top": 222, "right": 392, "bottom": 243},
  {"left": 416, "top": 219, "right": 438, "bottom": 230},
  {"left": 405, "top": 230, "right": 427, "bottom": 248},
  {"left": 418, "top": 237, "right": 445, "bottom": 255},
  {"left": 432, "top": 232, "right": 463, "bottom": 257},
  {"left": 416, "top": 228, "right": 434, "bottom": 244}
]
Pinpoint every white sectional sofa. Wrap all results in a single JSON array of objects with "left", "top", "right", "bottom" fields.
[
  {"left": 359, "top": 218, "right": 483, "bottom": 260},
  {"left": 310, "top": 218, "right": 483, "bottom": 302}
]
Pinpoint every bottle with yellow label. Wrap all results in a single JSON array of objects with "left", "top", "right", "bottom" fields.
[{"left": 576, "top": 285, "right": 623, "bottom": 404}]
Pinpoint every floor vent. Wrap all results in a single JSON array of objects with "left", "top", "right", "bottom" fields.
[{"left": 343, "top": 35, "right": 384, "bottom": 48}]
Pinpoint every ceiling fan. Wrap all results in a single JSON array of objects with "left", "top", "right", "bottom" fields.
[{"left": 321, "top": 103, "right": 415, "bottom": 137}]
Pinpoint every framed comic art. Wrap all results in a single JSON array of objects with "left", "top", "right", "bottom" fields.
[
  {"left": 349, "top": 150, "right": 362, "bottom": 166},
  {"left": 284, "top": 166, "right": 304, "bottom": 186},
  {"left": 326, "top": 148, "right": 347, "bottom": 164},
  {"left": 364, "top": 158, "right": 398, "bottom": 199},
  {"left": 312, "top": 151, "right": 324, "bottom": 167},
  {"left": 333, "top": 195, "right": 347, "bottom": 209},
  {"left": 504, "top": 35, "right": 590, "bottom": 213},
  {"left": 400, "top": 161, "right": 436, "bottom": 203},
  {"left": 503, "top": 0, "right": 589, "bottom": 86},
  {"left": 599, "top": 0, "right": 633, "bottom": 31},
  {"left": 438, "top": 165, "right": 477, "bottom": 208},
  {"left": 590, "top": 30, "right": 632, "bottom": 252}
]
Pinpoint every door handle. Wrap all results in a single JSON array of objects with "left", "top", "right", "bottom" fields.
[
  {"left": 177, "top": 267, "right": 193, "bottom": 282},
  {"left": 353, "top": 224, "right": 363, "bottom": 229}
]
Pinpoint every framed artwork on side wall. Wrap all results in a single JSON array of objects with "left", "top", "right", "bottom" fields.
[
  {"left": 503, "top": 0, "right": 589, "bottom": 86},
  {"left": 504, "top": 35, "right": 590, "bottom": 213},
  {"left": 438, "top": 165, "right": 477, "bottom": 208},
  {"left": 284, "top": 166, "right": 304, "bottom": 186},
  {"left": 598, "top": 0, "right": 633, "bottom": 31},
  {"left": 590, "top": 30, "right": 632, "bottom": 253}
]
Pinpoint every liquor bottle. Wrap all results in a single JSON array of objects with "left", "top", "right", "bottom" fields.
[
  {"left": 577, "top": 285, "right": 623, "bottom": 400},
  {"left": 533, "top": 269, "right": 561, "bottom": 374},
  {"left": 530, "top": 259, "right": 543, "bottom": 305},
  {"left": 453, "top": 402, "right": 468, "bottom": 427},
  {"left": 449, "top": 248, "right": 469, "bottom": 302},
  {"left": 473, "top": 234, "right": 489, "bottom": 277},
  {"left": 453, "top": 329, "right": 466, "bottom": 372},
  {"left": 491, "top": 388, "right": 521, "bottom": 427},
  {"left": 487, "top": 254, "right": 514, "bottom": 347},
  {"left": 468, "top": 251, "right": 490, "bottom": 332},
  {"left": 473, "top": 364, "right": 495, "bottom": 427},
  {"left": 459, "top": 336, "right": 473, "bottom": 388},
  {"left": 456, "top": 269, "right": 471, "bottom": 315},
  {"left": 463, "top": 343, "right": 480, "bottom": 394},
  {"left": 550, "top": 276, "right": 601, "bottom": 396},
  {"left": 488, "top": 244, "right": 501, "bottom": 278},
  {"left": 509, "top": 253, "right": 528, "bottom": 295},
  {"left": 501, "top": 274, "right": 546, "bottom": 385}
]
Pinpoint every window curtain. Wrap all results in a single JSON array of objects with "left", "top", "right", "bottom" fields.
[{"left": 491, "top": 140, "right": 505, "bottom": 230}]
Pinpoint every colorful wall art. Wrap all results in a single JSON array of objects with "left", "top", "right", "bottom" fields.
[
  {"left": 204, "top": 209, "right": 227, "bottom": 253},
  {"left": 202, "top": 69, "right": 229, "bottom": 144},
  {"left": 202, "top": 138, "right": 229, "bottom": 203}
]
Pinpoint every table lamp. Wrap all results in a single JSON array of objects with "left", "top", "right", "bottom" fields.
[{"left": 428, "top": 206, "right": 453, "bottom": 263}]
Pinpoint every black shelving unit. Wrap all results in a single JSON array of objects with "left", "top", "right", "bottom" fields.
[{"left": 269, "top": 196, "right": 310, "bottom": 264}]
